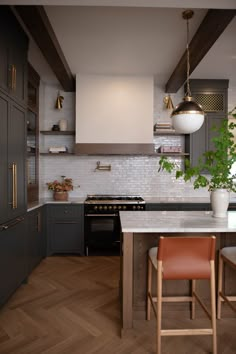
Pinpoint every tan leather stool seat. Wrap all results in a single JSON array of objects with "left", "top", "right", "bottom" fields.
[{"left": 147, "top": 236, "right": 217, "bottom": 354}]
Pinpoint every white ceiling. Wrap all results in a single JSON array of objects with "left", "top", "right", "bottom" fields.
[
  {"left": 5, "top": 0, "right": 236, "bottom": 91},
  {"left": 45, "top": 6, "right": 236, "bottom": 90}
]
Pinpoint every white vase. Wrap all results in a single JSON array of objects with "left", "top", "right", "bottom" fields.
[
  {"left": 59, "top": 119, "right": 67, "bottom": 131},
  {"left": 210, "top": 189, "right": 230, "bottom": 218}
]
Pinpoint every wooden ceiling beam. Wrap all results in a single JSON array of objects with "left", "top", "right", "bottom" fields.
[
  {"left": 165, "top": 9, "right": 236, "bottom": 93},
  {"left": 15, "top": 5, "right": 75, "bottom": 92}
]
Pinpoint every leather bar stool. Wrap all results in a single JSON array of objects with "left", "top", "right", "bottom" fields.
[
  {"left": 217, "top": 246, "right": 236, "bottom": 318},
  {"left": 147, "top": 236, "right": 217, "bottom": 354}
]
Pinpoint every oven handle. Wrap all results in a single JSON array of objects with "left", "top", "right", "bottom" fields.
[{"left": 85, "top": 213, "right": 118, "bottom": 217}]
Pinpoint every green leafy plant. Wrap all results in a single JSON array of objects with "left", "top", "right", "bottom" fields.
[{"left": 158, "top": 108, "right": 236, "bottom": 192}]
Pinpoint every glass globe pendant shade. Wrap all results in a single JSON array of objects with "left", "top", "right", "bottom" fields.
[{"left": 171, "top": 96, "right": 204, "bottom": 134}]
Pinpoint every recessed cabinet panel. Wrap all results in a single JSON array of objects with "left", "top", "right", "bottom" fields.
[
  {"left": 49, "top": 222, "right": 82, "bottom": 253},
  {"left": 46, "top": 205, "right": 84, "bottom": 256},
  {"left": 0, "top": 94, "right": 9, "bottom": 224},
  {"left": 8, "top": 101, "right": 27, "bottom": 219}
]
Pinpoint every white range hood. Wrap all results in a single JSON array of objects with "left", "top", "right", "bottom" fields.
[{"left": 75, "top": 74, "right": 154, "bottom": 154}]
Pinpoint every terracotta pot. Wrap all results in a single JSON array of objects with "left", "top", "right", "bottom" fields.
[{"left": 53, "top": 191, "right": 68, "bottom": 201}]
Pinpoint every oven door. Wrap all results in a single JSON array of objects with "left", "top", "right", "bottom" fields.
[{"left": 84, "top": 213, "right": 120, "bottom": 256}]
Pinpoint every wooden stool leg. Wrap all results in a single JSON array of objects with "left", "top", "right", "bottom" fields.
[
  {"left": 210, "top": 260, "right": 217, "bottom": 354},
  {"left": 191, "top": 279, "right": 196, "bottom": 320},
  {"left": 147, "top": 257, "right": 152, "bottom": 321},
  {"left": 157, "top": 260, "right": 162, "bottom": 354},
  {"left": 217, "top": 252, "right": 223, "bottom": 319}
]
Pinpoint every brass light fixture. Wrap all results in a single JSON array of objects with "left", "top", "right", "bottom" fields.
[
  {"left": 171, "top": 10, "right": 204, "bottom": 134},
  {"left": 55, "top": 91, "right": 64, "bottom": 109},
  {"left": 163, "top": 95, "right": 174, "bottom": 110}
]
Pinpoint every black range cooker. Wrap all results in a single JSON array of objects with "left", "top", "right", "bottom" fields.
[{"left": 84, "top": 195, "right": 145, "bottom": 256}]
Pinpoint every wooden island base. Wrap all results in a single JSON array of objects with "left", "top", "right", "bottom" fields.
[{"left": 120, "top": 211, "right": 236, "bottom": 335}]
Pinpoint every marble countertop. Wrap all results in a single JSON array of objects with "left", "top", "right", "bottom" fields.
[
  {"left": 119, "top": 210, "right": 236, "bottom": 233},
  {"left": 27, "top": 197, "right": 85, "bottom": 212},
  {"left": 145, "top": 196, "right": 236, "bottom": 203}
]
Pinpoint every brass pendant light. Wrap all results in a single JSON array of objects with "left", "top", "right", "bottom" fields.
[{"left": 171, "top": 10, "right": 204, "bottom": 134}]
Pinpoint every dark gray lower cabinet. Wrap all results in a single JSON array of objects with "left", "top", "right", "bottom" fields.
[
  {"left": 46, "top": 204, "right": 84, "bottom": 256},
  {"left": 26, "top": 207, "right": 45, "bottom": 274},
  {"left": 0, "top": 217, "right": 27, "bottom": 307}
]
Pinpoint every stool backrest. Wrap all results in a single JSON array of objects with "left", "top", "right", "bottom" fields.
[{"left": 157, "top": 236, "right": 216, "bottom": 280}]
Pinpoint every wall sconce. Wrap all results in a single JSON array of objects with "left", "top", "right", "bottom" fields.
[
  {"left": 55, "top": 91, "right": 64, "bottom": 109},
  {"left": 163, "top": 95, "right": 174, "bottom": 110}
]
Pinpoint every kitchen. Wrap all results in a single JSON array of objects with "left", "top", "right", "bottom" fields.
[{"left": 0, "top": 1, "right": 236, "bottom": 353}]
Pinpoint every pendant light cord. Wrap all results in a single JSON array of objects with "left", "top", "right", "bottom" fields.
[{"left": 186, "top": 17, "right": 191, "bottom": 97}]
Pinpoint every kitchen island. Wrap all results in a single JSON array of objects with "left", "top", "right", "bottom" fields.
[{"left": 119, "top": 210, "right": 236, "bottom": 335}]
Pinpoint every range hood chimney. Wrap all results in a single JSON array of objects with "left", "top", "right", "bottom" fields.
[{"left": 75, "top": 75, "right": 154, "bottom": 155}]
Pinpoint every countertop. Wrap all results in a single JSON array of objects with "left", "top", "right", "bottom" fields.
[
  {"left": 145, "top": 196, "right": 236, "bottom": 204},
  {"left": 119, "top": 210, "right": 236, "bottom": 233},
  {"left": 27, "top": 197, "right": 85, "bottom": 212}
]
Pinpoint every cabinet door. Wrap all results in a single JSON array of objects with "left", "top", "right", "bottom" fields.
[
  {"left": 189, "top": 120, "right": 206, "bottom": 167},
  {"left": 48, "top": 221, "right": 83, "bottom": 254},
  {"left": 27, "top": 209, "right": 43, "bottom": 273},
  {"left": 9, "top": 41, "right": 28, "bottom": 104},
  {"left": 0, "top": 31, "right": 9, "bottom": 93},
  {"left": 8, "top": 101, "right": 27, "bottom": 220},
  {"left": 0, "top": 217, "right": 27, "bottom": 306},
  {"left": 0, "top": 93, "right": 9, "bottom": 224},
  {"left": 47, "top": 204, "right": 84, "bottom": 255},
  {"left": 146, "top": 203, "right": 180, "bottom": 211},
  {"left": 0, "top": 7, "right": 28, "bottom": 104}
]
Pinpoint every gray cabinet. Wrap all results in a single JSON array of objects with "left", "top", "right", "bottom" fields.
[
  {"left": 186, "top": 80, "right": 229, "bottom": 167},
  {"left": 0, "top": 8, "right": 28, "bottom": 224},
  {"left": 0, "top": 91, "right": 27, "bottom": 224},
  {"left": 46, "top": 204, "right": 84, "bottom": 256},
  {"left": 26, "top": 208, "right": 45, "bottom": 274},
  {"left": 0, "top": 217, "right": 27, "bottom": 307},
  {"left": 0, "top": 7, "right": 28, "bottom": 105}
]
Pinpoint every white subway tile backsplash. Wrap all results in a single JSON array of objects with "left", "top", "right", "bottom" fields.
[{"left": 39, "top": 82, "right": 235, "bottom": 200}]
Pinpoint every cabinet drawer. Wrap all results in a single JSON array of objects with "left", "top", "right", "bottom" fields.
[{"left": 47, "top": 205, "right": 83, "bottom": 219}]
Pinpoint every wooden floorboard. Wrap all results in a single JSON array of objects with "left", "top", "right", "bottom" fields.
[{"left": 0, "top": 256, "right": 235, "bottom": 353}]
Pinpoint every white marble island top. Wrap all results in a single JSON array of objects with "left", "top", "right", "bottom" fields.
[{"left": 119, "top": 210, "right": 236, "bottom": 233}]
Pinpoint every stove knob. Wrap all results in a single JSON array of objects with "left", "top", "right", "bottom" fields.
[
  {"left": 99, "top": 206, "right": 103, "bottom": 210},
  {"left": 118, "top": 206, "right": 121, "bottom": 209},
  {"left": 140, "top": 206, "right": 144, "bottom": 210},
  {"left": 94, "top": 206, "right": 98, "bottom": 210},
  {"left": 108, "top": 206, "right": 112, "bottom": 210},
  {"left": 123, "top": 206, "right": 127, "bottom": 210},
  {"left": 104, "top": 206, "right": 107, "bottom": 210},
  {"left": 113, "top": 206, "right": 117, "bottom": 210},
  {"left": 133, "top": 205, "right": 136, "bottom": 210},
  {"left": 137, "top": 205, "right": 141, "bottom": 210}
]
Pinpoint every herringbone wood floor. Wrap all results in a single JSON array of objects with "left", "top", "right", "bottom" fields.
[{"left": 0, "top": 256, "right": 235, "bottom": 354}]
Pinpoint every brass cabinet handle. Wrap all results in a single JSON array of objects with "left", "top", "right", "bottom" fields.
[
  {"left": 8, "top": 65, "right": 16, "bottom": 91},
  {"left": 37, "top": 212, "right": 41, "bottom": 232},
  {"left": 13, "top": 65, "right": 16, "bottom": 90},
  {"left": 11, "top": 162, "right": 17, "bottom": 209}
]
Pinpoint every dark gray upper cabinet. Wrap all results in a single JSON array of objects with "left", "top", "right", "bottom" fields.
[
  {"left": 186, "top": 79, "right": 229, "bottom": 167},
  {"left": 0, "top": 7, "right": 28, "bottom": 105},
  {"left": 0, "top": 7, "right": 28, "bottom": 224}
]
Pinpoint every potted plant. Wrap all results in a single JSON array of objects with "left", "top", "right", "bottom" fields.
[
  {"left": 46, "top": 176, "right": 73, "bottom": 201},
  {"left": 158, "top": 109, "right": 236, "bottom": 217}
]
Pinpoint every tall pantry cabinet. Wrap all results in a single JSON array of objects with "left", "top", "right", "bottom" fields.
[{"left": 0, "top": 7, "right": 28, "bottom": 224}]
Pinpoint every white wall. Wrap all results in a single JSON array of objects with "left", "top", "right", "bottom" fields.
[{"left": 39, "top": 82, "right": 208, "bottom": 199}]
